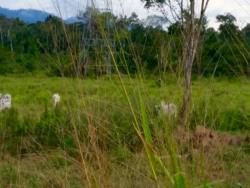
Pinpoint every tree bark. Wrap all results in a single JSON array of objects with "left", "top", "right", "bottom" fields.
[
  {"left": 179, "top": 0, "right": 199, "bottom": 127},
  {"left": 178, "top": 0, "right": 210, "bottom": 127}
]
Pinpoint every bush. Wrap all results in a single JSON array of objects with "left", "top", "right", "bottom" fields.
[
  {"left": 0, "top": 106, "right": 77, "bottom": 155},
  {"left": 220, "top": 109, "right": 250, "bottom": 131},
  {"left": 190, "top": 99, "right": 250, "bottom": 131}
]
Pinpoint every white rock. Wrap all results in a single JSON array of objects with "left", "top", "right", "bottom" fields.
[
  {"left": 52, "top": 93, "right": 61, "bottom": 107},
  {"left": 156, "top": 101, "right": 177, "bottom": 117},
  {"left": 0, "top": 94, "right": 12, "bottom": 111}
]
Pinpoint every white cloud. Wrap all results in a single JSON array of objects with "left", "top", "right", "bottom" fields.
[
  {"left": 207, "top": 0, "right": 250, "bottom": 28},
  {"left": 1, "top": 0, "right": 250, "bottom": 27},
  {"left": 0, "top": 0, "right": 55, "bottom": 14}
]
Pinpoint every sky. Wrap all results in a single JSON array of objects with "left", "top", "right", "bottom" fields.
[{"left": 1, "top": 0, "right": 250, "bottom": 28}]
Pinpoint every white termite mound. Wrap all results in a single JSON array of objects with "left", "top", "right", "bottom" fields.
[
  {"left": 0, "top": 94, "right": 12, "bottom": 111},
  {"left": 52, "top": 93, "right": 61, "bottom": 107},
  {"left": 155, "top": 101, "right": 177, "bottom": 118}
]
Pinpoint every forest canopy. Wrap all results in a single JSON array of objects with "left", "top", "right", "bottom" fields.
[{"left": 0, "top": 11, "right": 249, "bottom": 77}]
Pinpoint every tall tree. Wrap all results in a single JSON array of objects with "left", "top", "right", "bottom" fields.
[
  {"left": 217, "top": 13, "right": 240, "bottom": 40},
  {"left": 142, "top": 0, "right": 210, "bottom": 127}
]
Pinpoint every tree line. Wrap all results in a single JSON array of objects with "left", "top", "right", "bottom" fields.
[{"left": 0, "top": 11, "right": 249, "bottom": 77}]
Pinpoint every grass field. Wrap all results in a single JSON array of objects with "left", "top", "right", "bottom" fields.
[{"left": 0, "top": 75, "right": 249, "bottom": 187}]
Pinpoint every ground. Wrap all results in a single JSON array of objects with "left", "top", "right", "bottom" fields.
[{"left": 0, "top": 75, "right": 249, "bottom": 187}]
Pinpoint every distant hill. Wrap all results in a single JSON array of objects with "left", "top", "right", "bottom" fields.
[
  {"left": 0, "top": 7, "right": 88, "bottom": 24},
  {"left": 0, "top": 7, "right": 52, "bottom": 23},
  {"left": 0, "top": 7, "right": 166, "bottom": 27}
]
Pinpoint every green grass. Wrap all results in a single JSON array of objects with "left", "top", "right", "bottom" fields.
[{"left": 0, "top": 75, "right": 249, "bottom": 187}]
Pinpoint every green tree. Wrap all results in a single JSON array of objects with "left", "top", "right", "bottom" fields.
[{"left": 217, "top": 13, "right": 240, "bottom": 40}]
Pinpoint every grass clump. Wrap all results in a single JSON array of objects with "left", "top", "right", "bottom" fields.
[{"left": 0, "top": 76, "right": 249, "bottom": 187}]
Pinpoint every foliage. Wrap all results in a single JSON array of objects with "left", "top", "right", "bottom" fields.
[
  {"left": 0, "top": 12, "right": 250, "bottom": 76},
  {"left": 0, "top": 76, "right": 249, "bottom": 187}
]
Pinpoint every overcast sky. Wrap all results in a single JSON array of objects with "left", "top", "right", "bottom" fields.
[{"left": 1, "top": 0, "right": 250, "bottom": 28}]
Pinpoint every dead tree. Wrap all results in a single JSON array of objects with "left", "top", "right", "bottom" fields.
[
  {"left": 179, "top": 0, "right": 210, "bottom": 127},
  {"left": 142, "top": 0, "right": 210, "bottom": 127}
]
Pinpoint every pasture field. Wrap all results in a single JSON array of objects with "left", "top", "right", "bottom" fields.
[{"left": 0, "top": 75, "right": 249, "bottom": 187}]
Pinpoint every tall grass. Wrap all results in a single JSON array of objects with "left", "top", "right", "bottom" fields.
[
  {"left": 0, "top": 76, "right": 249, "bottom": 187},
  {"left": 0, "top": 1, "right": 249, "bottom": 187}
]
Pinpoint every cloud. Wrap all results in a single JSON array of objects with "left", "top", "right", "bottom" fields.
[
  {"left": 207, "top": 0, "right": 250, "bottom": 28},
  {"left": 1, "top": 0, "right": 250, "bottom": 27},
  {"left": 0, "top": 0, "right": 55, "bottom": 14}
]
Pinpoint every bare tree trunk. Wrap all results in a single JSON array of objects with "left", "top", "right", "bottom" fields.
[
  {"left": 7, "top": 29, "right": 13, "bottom": 53},
  {"left": 143, "top": 0, "right": 210, "bottom": 128},
  {"left": 179, "top": 32, "right": 199, "bottom": 126},
  {"left": 0, "top": 28, "right": 3, "bottom": 47},
  {"left": 179, "top": 0, "right": 208, "bottom": 127}
]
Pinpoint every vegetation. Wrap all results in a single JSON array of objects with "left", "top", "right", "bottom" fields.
[
  {"left": 0, "top": 1, "right": 250, "bottom": 187},
  {"left": 0, "top": 76, "right": 249, "bottom": 187},
  {"left": 0, "top": 12, "right": 249, "bottom": 76}
]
